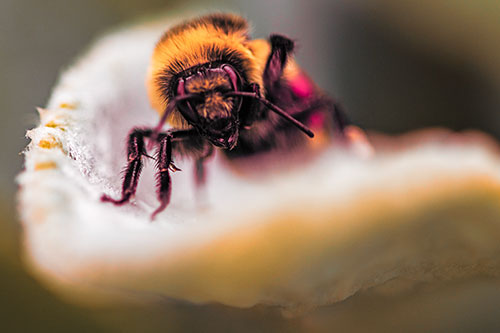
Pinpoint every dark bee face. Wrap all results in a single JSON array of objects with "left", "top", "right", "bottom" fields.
[{"left": 175, "top": 65, "right": 242, "bottom": 149}]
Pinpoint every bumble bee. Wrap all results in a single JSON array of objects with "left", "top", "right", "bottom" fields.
[{"left": 102, "top": 13, "right": 354, "bottom": 218}]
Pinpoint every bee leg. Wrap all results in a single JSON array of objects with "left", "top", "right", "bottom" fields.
[
  {"left": 328, "top": 99, "right": 350, "bottom": 137},
  {"left": 304, "top": 97, "right": 351, "bottom": 137},
  {"left": 151, "top": 133, "right": 174, "bottom": 220},
  {"left": 194, "top": 145, "right": 214, "bottom": 188},
  {"left": 150, "top": 128, "right": 201, "bottom": 219},
  {"left": 101, "top": 128, "right": 152, "bottom": 205},
  {"left": 263, "top": 34, "right": 294, "bottom": 94}
]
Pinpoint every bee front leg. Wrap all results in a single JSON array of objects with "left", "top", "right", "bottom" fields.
[
  {"left": 101, "top": 128, "right": 152, "bottom": 205},
  {"left": 151, "top": 133, "right": 174, "bottom": 220},
  {"left": 151, "top": 128, "right": 201, "bottom": 219}
]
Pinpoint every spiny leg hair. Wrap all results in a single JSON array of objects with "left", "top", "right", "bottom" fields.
[
  {"left": 101, "top": 128, "right": 151, "bottom": 206},
  {"left": 102, "top": 128, "right": 199, "bottom": 219},
  {"left": 151, "top": 133, "right": 173, "bottom": 220}
]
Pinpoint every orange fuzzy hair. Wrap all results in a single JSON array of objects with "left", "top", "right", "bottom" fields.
[{"left": 146, "top": 13, "right": 273, "bottom": 128}]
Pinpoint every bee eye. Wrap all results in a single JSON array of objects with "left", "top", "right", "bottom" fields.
[
  {"left": 222, "top": 65, "right": 240, "bottom": 91},
  {"left": 176, "top": 78, "right": 186, "bottom": 96},
  {"left": 174, "top": 78, "right": 203, "bottom": 123}
]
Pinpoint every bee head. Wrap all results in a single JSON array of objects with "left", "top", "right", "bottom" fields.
[{"left": 175, "top": 64, "right": 243, "bottom": 149}]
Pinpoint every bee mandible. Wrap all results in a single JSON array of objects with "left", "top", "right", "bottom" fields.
[{"left": 102, "top": 13, "right": 351, "bottom": 218}]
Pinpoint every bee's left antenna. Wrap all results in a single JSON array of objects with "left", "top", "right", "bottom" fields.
[{"left": 150, "top": 94, "right": 199, "bottom": 145}]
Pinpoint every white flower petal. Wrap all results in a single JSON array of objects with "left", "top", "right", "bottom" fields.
[{"left": 17, "top": 16, "right": 500, "bottom": 311}]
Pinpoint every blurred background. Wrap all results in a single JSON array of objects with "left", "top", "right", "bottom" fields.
[{"left": 2, "top": 0, "right": 500, "bottom": 331}]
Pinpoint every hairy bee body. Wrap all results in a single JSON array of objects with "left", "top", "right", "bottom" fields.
[{"left": 102, "top": 13, "right": 349, "bottom": 218}]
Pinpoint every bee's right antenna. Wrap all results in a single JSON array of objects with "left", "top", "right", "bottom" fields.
[
  {"left": 225, "top": 91, "right": 315, "bottom": 138},
  {"left": 150, "top": 94, "right": 201, "bottom": 146}
]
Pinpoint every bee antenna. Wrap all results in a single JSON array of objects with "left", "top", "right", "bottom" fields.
[
  {"left": 224, "top": 91, "right": 315, "bottom": 138},
  {"left": 150, "top": 94, "right": 201, "bottom": 144}
]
